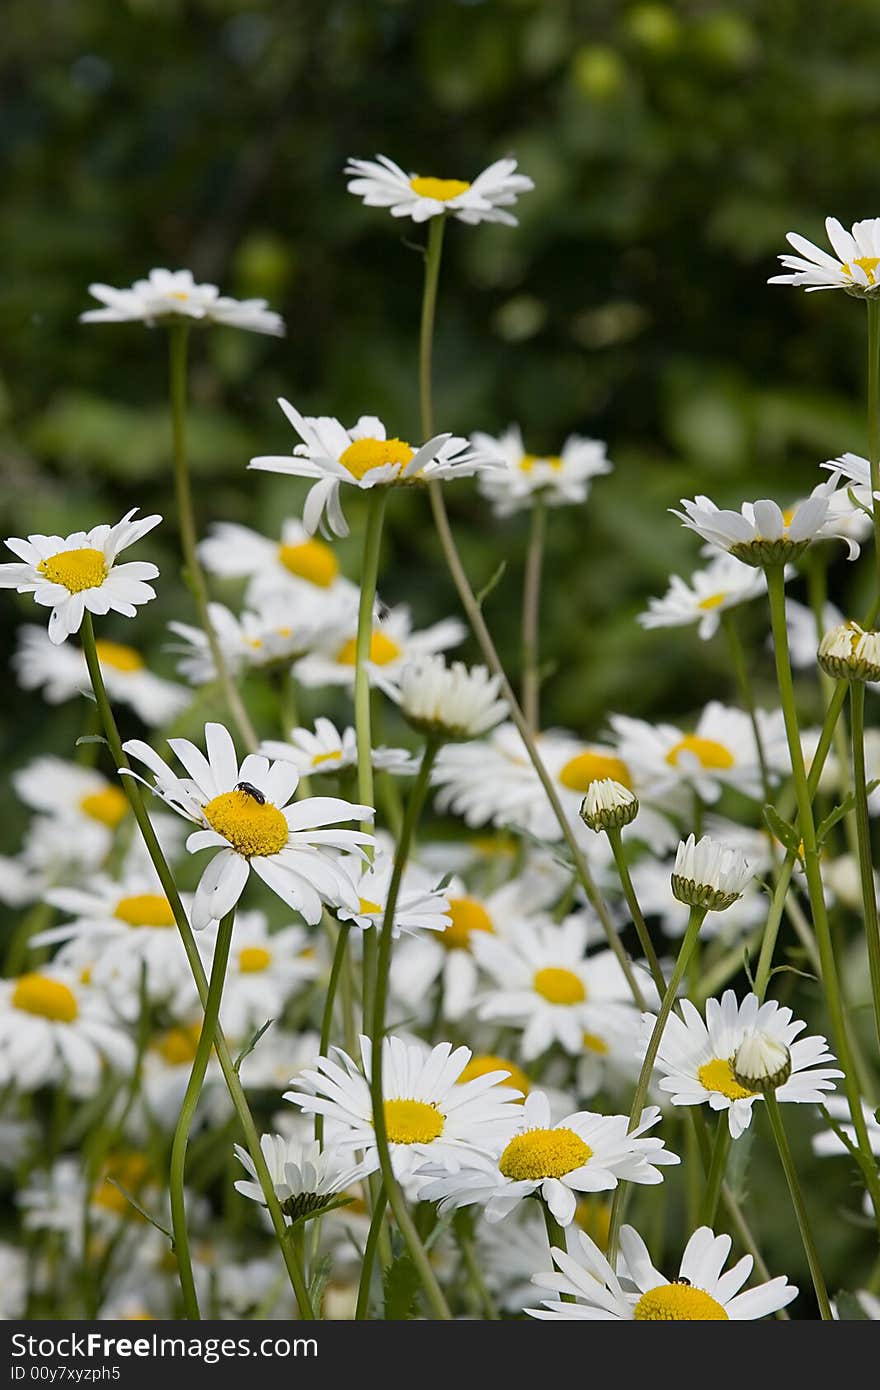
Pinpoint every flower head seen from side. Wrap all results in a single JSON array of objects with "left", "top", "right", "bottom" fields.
[
  {"left": 672, "top": 478, "right": 856, "bottom": 568},
  {"left": 671, "top": 834, "right": 753, "bottom": 912},
  {"left": 168, "top": 596, "right": 338, "bottom": 686},
  {"left": 122, "top": 721, "right": 374, "bottom": 928},
  {"left": 638, "top": 555, "right": 766, "bottom": 640},
  {"left": 649, "top": 991, "right": 841, "bottom": 1138},
  {"left": 285, "top": 1037, "right": 523, "bottom": 1181},
  {"left": 197, "top": 518, "right": 357, "bottom": 608},
  {"left": 249, "top": 402, "right": 501, "bottom": 538},
  {"left": 260, "top": 717, "right": 419, "bottom": 780},
  {"left": 335, "top": 846, "right": 451, "bottom": 940},
  {"left": 418, "top": 1090, "right": 678, "bottom": 1226},
  {"left": 234, "top": 1134, "right": 363, "bottom": 1222},
  {"left": 0, "top": 968, "right": 134, "bottom": 1097},
  {"left": 472, "top": 424, "right": 612, "bottom": 517},
  {"left": 398, "top": 656, "right": 508, "bottom": 741},
  {"left": 0, "top": 510, "right": 161, "bottom": 644},
  {"left": 344, "top": 154, "right": 533, "bottom": 226},
  {"left": 769, "top": 217, "right": 880, "bottom": 296},
  {"left": 580, "top": 778, "right": 639, "bottom": 833},
  {"left": 818, "top": 620, "right": 880, "bottom": 683},
  {"left": 80, "top": 268, "right": 284, "bottom": 335},
  {"left": 528, "top": 1223, "right": 797, "bottom": 1320}
]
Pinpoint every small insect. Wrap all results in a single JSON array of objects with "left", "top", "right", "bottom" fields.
[
  {"left": 673, "top": 1277, "right": 691, "bottom": 1286},
  {"left": 235, "top": 781, "right": 266, "bottom": 805}
]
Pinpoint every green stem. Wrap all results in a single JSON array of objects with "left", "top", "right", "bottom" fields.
[
  {"left": 355, "top": 1183, "right": 387, "bottom": 1320},
  {"left": 521, "top": 500, "right": 547, "bottom": 732},
  {"left": 698, "top": 1117, "right": 732, "bottom": 1228},
  {"left": 314, "top": 920, "right": 352, "bottom": 1147},
  {"left": 849, "top": 680, "right": 880, "bottom": 1052},
  {"left": 355, "top": 490, "right": 387, "bottom": 1018},
  {"left": 169, "top": 908, "right": 235, "bottom": 1319},
  {"left": 419, "top": 217, "right": 446, "bottom": 437},
  {"left": 764, "top": 1091, "right": 832, "bottom": 1320},
  {"left": 721, "top": 609, "right": 771, "bottom": 801},
  {"left": 453, "top": 1210, "right": 499, "bottom": 1319},
  {"left": 606, "top": 828, "right": 666, "bottom": 996},
  {"left": 754, "top": 851, "right": 797, "bottom": 1001},
  {"left": 867, "top": 298, "right": 880, "bottom": 595},
  {"left": 168, "top": 323, "right": 258, "bottom": 753},
  {"left": 79, "top": 614, "right": 314, "bottom": 1317},
  {"left": 808, "top": 552, "right": 857, "bottom": 859}
]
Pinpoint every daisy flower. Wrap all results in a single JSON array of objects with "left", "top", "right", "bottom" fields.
[
  {"left": 344, "top": 154, "right": 533, "bottom": 226},
  {"left": 168, "top": 596, "right": 334, "bottom": 685},
  {"left": 122, "top": 721, "right": 373, "bottom": 928},
  {"left": 628, "top": 856, "right": 766, "bottom": 944},
  {"left": 397, "top": 655, "right": 508, "bottom": 740},
  {"left": 529, "top": 1223, "right": 797, "bottom": 1320},
  {"left": 0, "top": 968, "right": 134, "bottom": 1097},
  {"left": 649, "top": 990, "right": 841, "bottom": 1138},
  {"left": 197, "top": 517, "right": 357, "bottom": 607},
  {"left": 472, "top": 424, "right": 612, "bottom": 517},
  {"left": 294, "top": 603, "right": 465, "bottom": 700},
  {"left": 431, "top": 721, "right": 542, "bottom": 831},
  {"left": 13, "top": 756, "right": 131, "bottom": 858},
  {"left": 0, "top": 509, "right": 161, "bottom": 644},
  {"left": 80, "top": 267, "right": 284, "bottom": 335},
  {"left": 638, "top": 554, "right": 766, "bottom": 640},
  {"left": 532, "top": 729, "right": 679, "bottom": 849},
  {"left": 672, "top": 477, "right": 854, "bottom": 567},
  {"left": 769, "top": 217, "right": 880, "bottom": 295},
  {"left": 233, "top": 1135, "right": 364, "bottom": 1222},
  {"left": 199, "top": 910, "right": 319, "bottom": 1039},
  {"left": 418, "top": 1090, "right": 678, "bottom": 1225},
  {"left": 285, "top": 1036, "right": 523, "bottom": 1181},
  {"left": 260, "top": 717, "right": 419, "bottom": 779},
  {"left": 249, "top": 401, "right": 501, "bottom": 538},
  {"left": 13, "top": 625, "right": 187, "bottom": 726},
  {"left": 335, "top": 845, "right": 451, "bottom": 940}
]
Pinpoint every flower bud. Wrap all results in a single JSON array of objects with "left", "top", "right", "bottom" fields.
[
  {"left": 732, "top": 1031, "right": 792, "bottom": 1093},
  {"left": 818, "top": 621, "right": 880, "bottom": 683},
  {"left": 579, "top": 778, "right": 639, "bottom": 832}
]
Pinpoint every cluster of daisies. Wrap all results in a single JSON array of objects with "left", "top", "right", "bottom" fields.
[{"left": 0, "top": 161, "right": 879, "bottom": 1323}]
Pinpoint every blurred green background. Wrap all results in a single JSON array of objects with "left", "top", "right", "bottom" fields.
[{"left": 2, "top": 0, "right": 878, "bottom": 764}]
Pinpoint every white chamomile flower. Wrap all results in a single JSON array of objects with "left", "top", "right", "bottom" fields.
[
  {"left": 638, "top": 555, "right": 766, "bottom": 640},
  {"left": 769, "top": 217, "right": 880, "bottom": 295},
  {"left": 335, "top": 846, "right": 450, "bottom": 940},
  {"left": 198, "top": 517, "right": 352, "bottom": 598},
  {"left": 671, "top": 833, "right": 753, "bottom": 912},
  {"left": 431, "top": 721, "right": 541, "bottom": 830},
  {"left": 260, "top": 717, "right": 419, "bottom": 779},
  {"left": 233, "top": 1134, "right": 364, "bottom": 1221},
  {"left": 80, "top": 267, "right": 284, "bottom": 334},
  {"left": 627, "top": 856, "right": 765, "bottom": 945},
  {"left": 294, "top": 603, "right": 465, "bottom": 700},
  {"left": 0, "top": 968, "right": 134, "bottom": 1097},
  {"left": 529, "top": 1223, "right": 797, "bottom": 1320},
  {"left": 534, "top": 731, "right": 679, "bottom": 849},
  {"left": 200, "top": 910, "right": 319, "bottom": 1039},
  {"left": 285, "top": 1036, "right": 522, "bottom": 1180},
  {"left": 398, "top": 655, "right": 508, "bottom": 740},
  {"left": 249, "top": 401, "right": 501, "bottom": 538},
  {"left": 13, "top": 625, "right": 188, "bottom": 726},
  {"left": 13, "top": 756, "right": 131, "bottom": 855},
  {"left": 649, "top": 990, "right": 841, "bottom": 1138},
  {"left": 0, "top": 509, "right": 161, "bottom": 644},
  {"left": 818, "top": 620, "right": 880, "bottom": 682},
  {"left": 784, "top": 597, "right": 844, "bottom": 669},
  {"left": 168, "top": 597, "right": 333, "bottom": 685},
  {"left": 418, "top": 1090, "right": 677, "bottom": 1226},
  {"left": 672, "top": 478, "right": 856, "bottom": 567},
  {"left": 122, "top": 721, "right": 373, "bottom": 929},
  {"left": 473, "top": 424, "right": 612, "bottom": 517},
  {"left": 344, "top": 154, "right": 533, "bottom": 226}
]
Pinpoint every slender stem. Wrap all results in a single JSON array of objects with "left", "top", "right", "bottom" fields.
[
  {"left": 355, "top": 1183, "right": 387, "bottom": 1320},
  {"left": 867, "top": 298, "right": 880, "bottom": 595},
  {"left": 808, "top": 552, "right": 857, "bottom": 858},
  {"left": 764, "top": 1091, "right": 832, "bottom": 1320},
  {"left": 849, "top": 681, "right": 880, "bottom": 1052},
  {"left": 167, "top": 324, "right": 258, "bottom": 753},
  {"left": 79, "top": 614, "right": 314, "bottom": 1316},
  {"left": 453, "top": 1210, "right": 499, "bottom": 1319},
  {"left": 419, "top": 216, "right": 446, "bottom": 437},
  {"left": 698, "top": 1117, "right": 732, "bottom": 1228},
  {"left": 169, "top": 909, "right": 235, "bottom": 1319},
  {"left": 721, "top": 609, "right": 771, "bottom": 801},
  {"left": 606, "top": 828, "right": 666, "bottom": 996},
  {"left": 314, "top": 920, "right": 352, "bottom": 1148},
  {"left": 765, "top": 565, "right": 880, "bottom": 1226},
  {"left": 355, "top": 492, "right": 387, "bottom": 838},
  {"left": 754, "top": 851, "right": 797, "bottom": 1001},
  {"left": 521, "top": 500, "right": 547, "bottom": 731}
]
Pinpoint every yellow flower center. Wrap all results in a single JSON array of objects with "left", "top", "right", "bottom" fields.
[
  {"left": 12, "top": 973, "right": 78, "bottom": 1023},
  {"left": 37, "top": 547, "right": 108, "bottom": 593},
  {"left": 277, "top": 539, "right": 339, "bottom": 588},
  {"left": 458, "top": 1054, "right": 529, "bottom": 1098},
  {"left": 155, "top": 1023, "right": 201, "bottom": 1065},
  {"left": 339, "top": 436, "right": 414, "bottom": 482},
  {"left": 697, "top": 1057, "right": 758, "bottom": 1101},
  {"left": 582, "top": 1031, "right": 609, "bottom": 1054},
  {"left": 335, "top": 631, "right": 402, "bottom": 666},
  {"left": 666, "top": 735, "right": 735, "bottom": 770},
  {"left": 558, "top": 751, "right": 632, "bottom": 792},
  {"left": 202, "top": 789, "right": 289, "bottom": 857},
  {"left": 697, "top": 592, "right": 727, "bottom": 611},
  {"left": 169, "top": 291, "right": 190, "bottom": 301},
  {"left": 114, "top": 893, "right": 175, "bottom": 928},
  {"left": 634, "top": 1283, "right": 729, "bottom": 1321},
  {"left": 534, "top": 966, "right": 586, "bottom": 1005},
  {"left": 358, "top": 897, "right": 383, "bottom": 915},
  {"left": 312, "top": 749, "right": 341, "bottom": 767},
  {"left": 239, "top": 946, "right": 272, "bottom": 973},
  {"left": 843, "top": 255, "right": 880, "bottom": 285},
  {"left": 575, "top": 1197, "right": 611, "bottom": 1249},
  {"left": 383, "top": 1098, "right": 444, "bottom": 1145},
  {"left": 95, "top": 638, "right": 144, "bottom": 672},
  {"left": 410, "top": 176, "right": 471, "bottom": 201},
  {"left": 519, "top": 453, "right": 563, "bottom": 474},
  {"left": 441, "top": 896, "right": 494, "bottom": 951},
  {"left": 79, "top": 786, "right": 129, "bottom": 828},
  {"left": 781, "top": 507, "right": 796, "bottom": 529},
  {"left": 499, "top": 1127, "right": 592, "bottom": 1181}
]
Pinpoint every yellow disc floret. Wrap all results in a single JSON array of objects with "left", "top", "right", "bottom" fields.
[
  {"left": 534, "top": 966, "right": 586, "bottom": 1005},
  {"left": 697, "top": 592, "right": 727, "bottom": 611},
  {"left": 38, "top": 547, "right": 108, "bottom": 593},
  {"left": 519, "top": 453, "right": 563, "bottom": 474},
  {"left": 335, "top": 631, "right": 402, "bottom": 666},
  {"left": 238, "top": 946, "right": 272, "bottom": 973},
  {"left": 698, "top": 1057, "right": 758, "bottom": 1101},
  {"left": 154, "top": 1023, "right": 201, "bottom": 1066},
  {"left": 277, "top": 539, "right": 339, "bottom": 588},
  {"left": 666, "top": 735, "right": 735, "bottom": 770},
  {"left": 114, "top": 894, "right": 176, "bottom": 928},
  {"left": 458, "top": 1054, "right": 530, "bottom": 1098},
  {"left": 339, "top": 436, "right": 414, "bottom": 482},
  {"left": 634, "top": 1283, "right": 729, "bottom": 1320},
  {"left": 95, "top": 639, "right": 144, "bottom": 672},
  {"left": 410, "top": 176, "right": 471, "bottom": 201},
  {"left": 203, "top": 789, "right": 289, "bottom": 857},
  {"left": 559, "top": 751, "right": 632, "bottom": 792},
  {"left": 441, "top": 896, "right": 494, "bottom": 951},
  {"left": 358, "top": 897, "right": 383, "bottom": 915},
  {"left": 383, "top": 1098, "right": 444, "bottom": 1145},
  {"left": 499, "top": 1127, "right": 591, "bottom": 1181},
  {"left": 80, "top": 786, "right": 129, "bottom": 828},
  {"left": 12, "top": 973, "right": 78, "bottom": 1023}
]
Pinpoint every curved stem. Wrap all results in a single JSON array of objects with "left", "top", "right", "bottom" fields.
[
  {"left": 849, "top": 681, "right": 880, "bottom": 1052},
  {"left": 697, "top": 1117, "right": 731, "bottom": 1228},
  {"left": 79, "top": 614, "right": 314, "bottom": 1316},
  {"left": 314, "top": 919, "right": 352, "bottom": 1148},
  {"left": 606, "top": 827, "right": 666, "bottom": 996},
  {"left": 169, "top": 908, "right": 235, "bottom": 1318},
  {"left": 419, "top": 216, "right": 446, "bottom": 437},
  {"left": 764, "top": 1091, "right": 832, "bottom": 1320},
  {"left": 521, "top": 500, "right": 547, "bottom": 731},
  {"left": 167, "top": 324, "right": 258, "bottom": 753}
]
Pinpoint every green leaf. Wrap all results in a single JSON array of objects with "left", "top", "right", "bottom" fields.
[
  {"left": 105, "top": 1181, "right": 173, "bottom": 1241},
  {"left": 768, "top": 963, "right": 818, "bottom": 984},
  {"left": 817, "top": 781, "right": 880, "bottom": 844},
  {"left": 233, "top": 1018, "right": 274, "bottom": 1072},
  {"left": 835, "top": 1290, "right": 870, "bottom": 1320},
  {"left": 308, "top": 1254, "right": 333, "bottom": 1314},
  {"left": 383, "top": 1252, "right": 422, "bottom": 1320},
  {"left": 476, "top": 561, "right": 506, "bottom": 608},
  {"left": 762, "top": 804, "right": 800, "bottom": 852}
]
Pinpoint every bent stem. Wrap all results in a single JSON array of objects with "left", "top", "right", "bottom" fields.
[
  {"left": 764, "top": 1091, "right": 832, "bottom": 1320},
  {"left": 79, "top": 614, "right": 314, "bottom": 1317},
  {"left": 169, "top": 908, "right": 235, "bottom": 1319},
  {"left": 521, "top": 500, "right": 547, "bottom": 731},
  {"left": 849, "top": 680, "right": 880, "bottom": 1053},
  {"left": 167, "top": 323, "right": 258, "bottom": 753}
]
